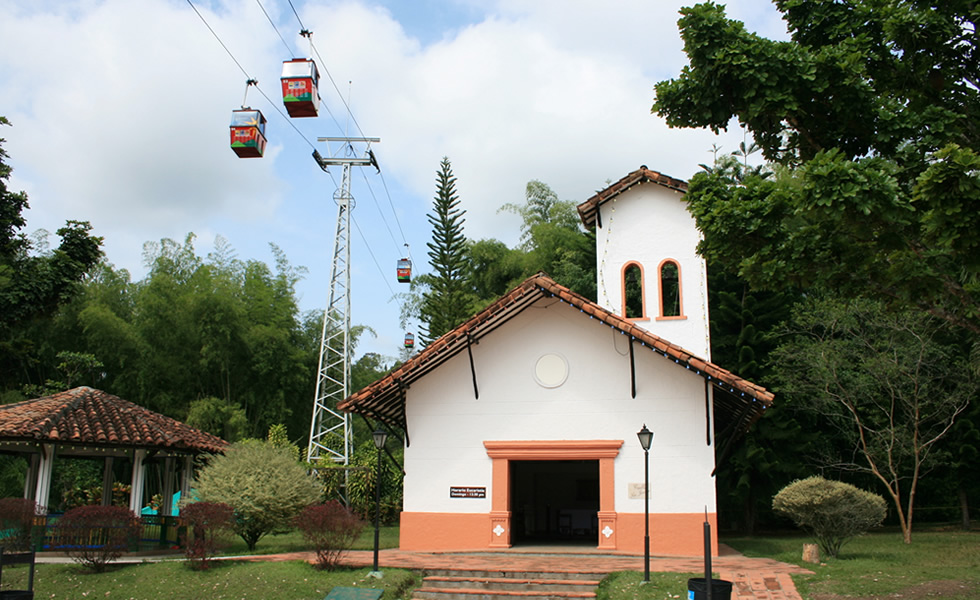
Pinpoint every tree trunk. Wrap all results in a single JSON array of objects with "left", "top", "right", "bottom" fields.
[{"left": 959, "top": 486, "right": 971, "bottom": 531}]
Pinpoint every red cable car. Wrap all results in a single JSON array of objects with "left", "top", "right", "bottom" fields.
[
  {"left": 281, "top": 58, "right": 320, "bottom": 118},
  {"left": 229, "top": 108, "right": 267, "bottom": 158},
  {"left": 397, "top": 258, "right": 412, "bottom": 283},
  {"left": 404, "top": 332, "right": 415, "bottom": 349}
]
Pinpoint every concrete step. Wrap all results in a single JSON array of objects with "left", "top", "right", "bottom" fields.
[
  {"left": 413, "top": 587, "right": 596, "bottom": 600},
  {"left": 423, "top": 575, "right": 600, "bottom": 593},
  {"left": 422, "top": 569, "right": 606, "bottom": 581},
  {"left": 412, "top": 570, "right": 600, "bottom": 600}
]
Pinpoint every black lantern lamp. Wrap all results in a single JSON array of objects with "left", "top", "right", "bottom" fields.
[
  {"left": 370, "top": 427, "right": 389, "bottom": 576},
  {"left": 637, "top": 424, "right": 654, "bottom": 582}
]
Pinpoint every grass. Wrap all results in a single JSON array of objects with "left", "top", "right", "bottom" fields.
[
  {"left": 219, "top": 525, "right": 401, "bottom": 556},
  {"left": 0, "top": 560, "right": 420, "bottom": 600},
  {"left": 3, "top": 526, "right": 976, "bottom": 599},
  {"left": 725, "top": 528, "right": 980, "bottom": 599},
  {"left": 596, "top": 570, "right": 701, "bottom": 600}
]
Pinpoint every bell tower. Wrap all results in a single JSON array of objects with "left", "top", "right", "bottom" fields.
[{"left": 577, "top": 166, "right": 711, "bottom": 359}]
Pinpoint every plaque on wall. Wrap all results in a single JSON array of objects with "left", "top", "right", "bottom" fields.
[{"left": 450, "top": 486, "right": 487, "bottom": 498}]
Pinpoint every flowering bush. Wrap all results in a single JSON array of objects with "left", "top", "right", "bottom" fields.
[
  {"left": 179, "top": 501, "right": 235, "bottom": 569},
  {"left": 53, "top": 505, "right": 142, "bottom": 572},
  {"left": 294, "top": 501, "right": 364, "bottom": 570},
  {"left": 0, "top": 497, "right": 40, "bottom": 551}
]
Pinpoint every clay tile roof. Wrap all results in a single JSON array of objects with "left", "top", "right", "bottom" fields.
[
  {"left": 340, "top": 273, "right": 772, "bottom": 440},
  {"left": 0, "top": 387, "right": 227, "bottom": 454},
  {"left": 577, "top": 165, "right": 688, "bottom": 230}
]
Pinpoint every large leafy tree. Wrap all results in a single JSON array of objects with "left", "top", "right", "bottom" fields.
[
  {"left": 418, "top": 157, "right": 472, "bottom": 344},
  {"left": 771, "top": 297, "right": 975, "bottom": 544},
  {"left": 653, "top": 1, "right": 980, "bottom": 336},
  {"left": 0, "top": 117, "right": 103, "bottom": 398}
]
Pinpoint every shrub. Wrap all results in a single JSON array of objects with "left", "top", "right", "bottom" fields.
[
  {"left": 179, "top": 501, "right": 235, "bottom": 569},
  {"left": 52, "top": 505, "right": 142, "bottom": 572},
  {"left": 294, "top": 501, "right": 365, "bottom": 570},
  {"left": 772, "top": 476, "right": 886, "bottom": 557},
  {"left": 193, "top": 441, "right": 322, "bottom": 550},
  {"left": 0, "top": 497, "right": 40, "bottom": 551}
]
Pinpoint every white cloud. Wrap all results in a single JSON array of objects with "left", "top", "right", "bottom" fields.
[{"left": 0, "top": 0, "right": 786, "bottom": 357}]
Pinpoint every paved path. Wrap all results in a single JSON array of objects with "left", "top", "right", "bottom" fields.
[{"left": 238, "top": 546, "right": 813, "bottom": 600}]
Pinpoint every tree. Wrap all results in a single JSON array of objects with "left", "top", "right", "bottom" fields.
[
  {"left": 185, "top": 396, "right": 249, "bottom": 442},
  {"left": 193, "top": 441, "right": 322, "bottom": 550},
  {"left": 773, "top": 476, "right": 886, "bottom": 558},
  {"left": 770, "top": 297, "right": 975, "bottom": 544},
  {"left": 499, "top": 180, "right": 596, "bottom": 300},
  {"left": 653, "top": 1, "right": 980, "bottom": 337},
  {"left": 0, "top": 116, "right": 104, "bottom": 396},
  {"left": 418, "top": 157, "right": 472, "bottom": 344}
]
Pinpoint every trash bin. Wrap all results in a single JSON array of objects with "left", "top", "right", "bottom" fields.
[{"left": 687, "top": 577, "right": 732, "bottom": 600}]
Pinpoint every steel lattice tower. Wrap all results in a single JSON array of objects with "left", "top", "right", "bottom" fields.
[{"left": 307, "top": 137, "right": 378, "bottom": 501}]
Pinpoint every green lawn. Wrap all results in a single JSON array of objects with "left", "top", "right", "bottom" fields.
[
  {"left": 725, "top": 528, "right": 980, "bottom": 599},
  {"left": 0, "top": 561, "right": 420, "bottom": 600},
  {"left": 219, "top": 526, "right": 400, "bottom": 556},
  {"left": 2, "top": 527, "right": 976, "bottom": 599}
]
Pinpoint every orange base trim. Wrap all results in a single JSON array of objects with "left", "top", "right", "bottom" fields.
[
  {"left": 400, "top": 512, "right": 495, "bottom": 551},
  {"left": 615, "top": 512, "right": 719, "bottom": 556},
  {"left": 400, "top": 511, "right": 719, "bottom": 556}
]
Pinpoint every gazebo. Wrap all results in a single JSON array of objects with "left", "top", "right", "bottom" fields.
[{"left": 0, "top": 386, "right": 226, "bottom": 516}]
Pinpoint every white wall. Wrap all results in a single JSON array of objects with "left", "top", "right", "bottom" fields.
[
  {"left": 402, "top": 297, "right": 717, "bottom": 515},
  {"left": 594, "top": 183, "right": 711, "bottom": 359}
]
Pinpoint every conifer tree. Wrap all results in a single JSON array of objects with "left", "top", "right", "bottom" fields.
[{"left": 419, "top": 157, "right": 470, "bottom": 345}]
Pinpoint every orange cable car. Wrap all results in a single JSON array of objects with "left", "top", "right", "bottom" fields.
[
  {"left": 404, "top": 332, "right": 415, "bottom": 349},
  {"left": 397, "top": 258, "right": 412, "bottom": 283},
  {"left": 281, "top": 58, "right": 320, "bottom": 118},
  {"left": 230, "top": 108, "right": 267, "bottom": 158}
]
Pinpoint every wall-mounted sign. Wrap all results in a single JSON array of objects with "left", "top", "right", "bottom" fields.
[{"left": 450, "top": 486, "right": 486, "bottom": 498}]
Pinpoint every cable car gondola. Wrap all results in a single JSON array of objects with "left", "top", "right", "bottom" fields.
[
  {"left": 404, "top": 332, "right": 415, "bottom": 349},
  {"left": 229, "top": 108, "right": 267, "bottom": 158},
  {"left": 281, "top": 58, "right": 320, "bottom": 118},
  {"left": 397, "top": 258, "right": 412, "bottom": 283}
]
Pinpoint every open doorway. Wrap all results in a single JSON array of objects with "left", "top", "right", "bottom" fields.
[{"left": 510, "top": 460, "right": 599, "bottom": 545}]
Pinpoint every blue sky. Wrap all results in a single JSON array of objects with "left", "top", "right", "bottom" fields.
[{"left": 0, "top": 0, "right": 787, "bottom": 362}]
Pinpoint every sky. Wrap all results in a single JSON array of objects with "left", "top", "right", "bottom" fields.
[{"left": 0, "top": 0, "right": 788, "bottom": 363}]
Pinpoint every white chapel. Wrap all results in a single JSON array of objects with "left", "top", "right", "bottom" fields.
[{"left": 340, "top": 166, "right": 772, "bottom": 555}]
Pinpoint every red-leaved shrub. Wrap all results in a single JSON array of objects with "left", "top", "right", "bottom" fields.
[
  {"left": 53, "top": 505, "right": 142, "bottom": 572},
  {"left": 294, "top": 501, "right": 364, "bottom": 570},
  {"left": 0, "top": 497, "right": 40, "bottom": 551},
  {"left": 179, "top": 501, "right": 235, "bottom": 569}
]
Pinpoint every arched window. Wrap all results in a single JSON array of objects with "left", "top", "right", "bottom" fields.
[
  {"left": 622, "top": 262, "right": 645, "bottom": 319},
  {"left": 658, "top": 260, "right": 683, "bottom": 318}
]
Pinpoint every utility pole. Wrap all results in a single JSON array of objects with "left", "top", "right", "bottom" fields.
[{"left": 307, "top": 136, "right": 379, "bottom": 504}]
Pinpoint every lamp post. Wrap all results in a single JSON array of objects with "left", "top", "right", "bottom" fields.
[
  {"left": 371, "top": 427, "right": 388, "bottom": 576},
  {"left": 637, "top": 424, "right": 654, "bottom": 583}
]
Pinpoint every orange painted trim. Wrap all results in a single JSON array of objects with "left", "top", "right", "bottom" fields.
[
  {"left": 620, "top": 261, "right": 647, "bottom": 320},
  {"left": 400, "top": 512, "right": 498, "bottom": 551},
  {"left": 484, "top": 440, "right": 624, "bottom": 460},
  {"left": 615, "top": 512, "right": 720, "bottom": 556},
  {"left": 399, "top": 511, "right": 721, "bottom": 555},
  {"left": 656, "top": 258, "right": 686, "bottom": 319}
]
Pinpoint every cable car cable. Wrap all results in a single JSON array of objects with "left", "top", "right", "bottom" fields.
[
  {"left": 286, "top": 0, "right": 307, "bottom": 32},
  {"left": 187, "top": 0, "right": 319, "bottom": 152},
  {"left": 255, "top": 0, "right": 295, "bottom": 57},
  {"left": 352, "top": 216, "right": 400, "bottom": 309}
]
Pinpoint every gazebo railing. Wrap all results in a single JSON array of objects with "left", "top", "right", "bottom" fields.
[{"left": 29, "top": 514, "right": 183, "bottom": 552}]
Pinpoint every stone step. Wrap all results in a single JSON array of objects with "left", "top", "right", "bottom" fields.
[
  {"left": 412, "top": 570, "right": 600, "bottom": 600},
  {"left": 422, "top": 569, "right": 606, "bottom": 581},
  {"left": 423, "top": 575, "right": 601, "bottom": 593},
  {"left": 413, "top": 586, "right": 596, "bottom": 600}
]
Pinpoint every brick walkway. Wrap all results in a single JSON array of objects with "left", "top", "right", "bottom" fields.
[{"left": 244, "top": 545, "right": 813, "bottom": 600}]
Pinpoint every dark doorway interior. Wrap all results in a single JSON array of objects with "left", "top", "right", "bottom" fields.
[{"left": 510, "top": 460, "right": 599, "bottom": 545}]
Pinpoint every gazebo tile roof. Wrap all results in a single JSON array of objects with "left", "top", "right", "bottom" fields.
[{"left": 0, "top": 387, "right": 226, "bottom": 454}]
